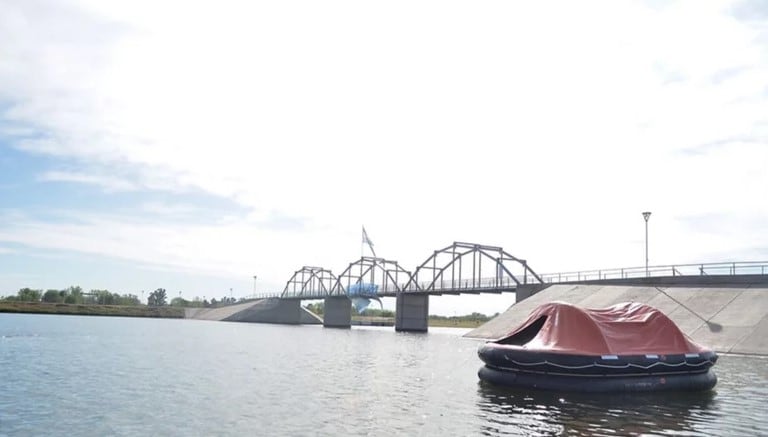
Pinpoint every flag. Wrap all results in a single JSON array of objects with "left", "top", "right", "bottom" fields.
[
  {"left": 362, "top": 226, "right": 377, "bottom": 257},
  {"left": 362, "top": 226, "right": 374, "bottom": 246}
]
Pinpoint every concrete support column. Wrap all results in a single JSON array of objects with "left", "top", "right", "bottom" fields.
[
  {"left": 515, "top": 284, "right": 548, "bottom": 303},
  {"left": 323, "top": 296, "right": 351, "bottom": 328},
  {"left": 395, "top": 293, "right": 429, "bottom": 332}
]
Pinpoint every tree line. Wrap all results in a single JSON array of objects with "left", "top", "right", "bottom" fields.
[
  {"left": 428, "top": 312, "right": 498, "bottom": 323},
  {"left": 2, "top": 286, "right": 245, "bottom": 308},
  {"left": 3, "top": 286, "right": 142, "bottom": 306},
  {"left": 306, "top": 303, "right": 397, "bottom": 318},
  {"left": 168, "top": 296, "right": 240, "bottom": 308}
]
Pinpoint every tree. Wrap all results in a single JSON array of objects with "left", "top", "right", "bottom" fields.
[
  {"left": 170, "top": 297, "right": 190, "bottom": 307},
  {"left": 116, "top": 294, "right": 140, "bottom": 306},
  {"left": 63, "top": 286, "right": 84, "bottom": 304},
  {"left": 147, "top": 288, "right": 167, "bottom": 306},
  {"left": 187, "top": 297, "right": 204, "bottom": 308},
  {"left": 17, "top": 288, "right": 42, "bottom": 302},
  {"left": 42, "top": 289, "right": 62, "bottom": 303},
  {"left": 305, "top": 302, "right": 324, "bottom": 315},
  {"left": 361, "top": 308, "right": 394, "bottom": 318}
]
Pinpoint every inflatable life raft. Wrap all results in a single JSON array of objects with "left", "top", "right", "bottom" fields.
[{"left": 477, "top": 301, "right": 717, "bottom": 392}]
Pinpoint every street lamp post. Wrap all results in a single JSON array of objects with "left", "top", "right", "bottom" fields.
[
  {"left": 642, "top": 211, "right": 652, "bottom": 277},
  {"left": 253, "top": 275, "right": 257, "bottom": 296}
]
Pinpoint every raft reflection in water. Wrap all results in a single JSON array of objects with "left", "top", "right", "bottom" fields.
[{"left": 476, "top": 383, "right": 717, "bottom": 436}]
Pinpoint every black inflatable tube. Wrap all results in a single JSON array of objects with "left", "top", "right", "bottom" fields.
[
  {"left": 477, "top": 344, "right": 717, "bottom": 377},
  {"left": 478, "top": 365, "right": 718, "bottom": 393}
]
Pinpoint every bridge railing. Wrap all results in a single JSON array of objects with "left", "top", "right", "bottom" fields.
[
  {"left": 539, "top": 261, "right": 768, "bottom": 283},
  {"left": 252, "top": 261, "right": 768, "bottom": 299},
  {"left": 374, "top": 276, "right": 527, "bottom": 293},
  {"left": 266, "top": 276, "right": 530, "bottom": 298},
  {"left": 245, "top": 293, "right": 282, "bottom": 300}
]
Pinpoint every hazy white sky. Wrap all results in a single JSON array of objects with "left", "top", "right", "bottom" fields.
[{"left": 0, "top": 0, "right": 766, "bottom": 315}]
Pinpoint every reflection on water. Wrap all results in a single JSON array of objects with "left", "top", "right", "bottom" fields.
[
  {"left": 475, "top": 355, "right": 768, "bottom": 436},
  {"left": 477, "top": 383, "right": 717, "bottom": 436}
]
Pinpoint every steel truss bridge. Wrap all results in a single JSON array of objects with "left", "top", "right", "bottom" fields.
[
  {"left": 249, "top": 241, "right": 768, "bottom": 301},
  {"left": 268, "top": 242, "right": 542, "bottom": 300}
]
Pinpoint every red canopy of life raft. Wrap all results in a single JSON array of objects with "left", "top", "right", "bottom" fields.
[{"left": 499, "top": 301, "right": 711, "bottom": 356}]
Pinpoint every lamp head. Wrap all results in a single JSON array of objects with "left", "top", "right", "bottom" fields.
[{"left": 642, "top": 211, "right": 651, "bottom": 222}]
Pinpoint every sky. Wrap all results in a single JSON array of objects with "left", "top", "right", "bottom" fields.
[{"left": 0, "top": 0, "right": 766, "bottom": 315}]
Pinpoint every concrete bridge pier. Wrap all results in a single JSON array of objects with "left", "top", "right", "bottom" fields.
[
  {"left": 323, "top": 296, "right": 352, "bottom": 328},
  {"left": 515, "top": 284, "right": 549, "bottom": 302},
  {"left": 395, "top": 293, "right": 429, "bottom": 332}
]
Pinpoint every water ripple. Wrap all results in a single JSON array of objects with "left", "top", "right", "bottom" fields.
[{"left": 0, "top": 314, "right": 766, "bottom": 436}]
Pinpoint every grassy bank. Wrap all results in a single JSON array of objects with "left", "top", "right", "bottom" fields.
[
  {"left": 428, "top": 318, "right": 486, "bottom": 328},
  {"left": 0, "top": 301, "right": 185, "bottom": 318},
  {"left": 351, "top": 316, "right": 393, "bottom": 326}
]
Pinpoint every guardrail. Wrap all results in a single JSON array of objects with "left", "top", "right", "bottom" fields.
[
  {"left": 242, "top": 293, "right": 282, "bottom": 300},
  {"left": 246, "top": 261, "right": 768, "bottom": 299},
  {"left": 539, "top": 261, "right": 768, "bottom": 283},
  {"left": 376, "top": 277, "right": 524, "bottom": 293}
]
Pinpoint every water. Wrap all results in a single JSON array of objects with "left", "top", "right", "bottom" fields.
[{"left": 1, "top": 313, "right": 766, "bottom": 436}]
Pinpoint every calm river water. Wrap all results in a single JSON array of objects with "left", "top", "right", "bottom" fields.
[{"left": 1, "top": 313, "right": 766, "bottom": 436}]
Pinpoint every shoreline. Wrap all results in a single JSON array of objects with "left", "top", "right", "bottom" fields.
[
  {"left": 351, "top": 316, "right": 485, "bottom": 328},
  {"left": 0, "top": 302, "right": 184, "bottom": 318},
  {"left": 0, "top": 303, "right": 487, "bottom": 327}
]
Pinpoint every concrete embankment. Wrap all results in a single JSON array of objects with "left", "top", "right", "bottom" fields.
[
  {"left": 185, "top": 299, "right": 322, "bottom": 324},
  {"left": 466, "top": 278, "right": 768, "bottom": 356}
]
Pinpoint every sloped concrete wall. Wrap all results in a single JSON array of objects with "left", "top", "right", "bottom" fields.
[
  {"left": 301, "top": 307, "right": 323, "bottom": 324},
  {"left": 186, "top": 299, "right": 321, "bottom": 325},
  {"left": 466, "top": 283, "right": 768, "bottom": 355},
  {"left": 184, "top": 300, "right": 263, "bottom": 321},
  {"left": 224, "top": 299, "right": 302, "bottom": 324}
]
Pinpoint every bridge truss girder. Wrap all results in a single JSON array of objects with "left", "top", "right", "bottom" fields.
[
  {"left": 281, "top": 266, "right": 339, "bottom": 299},
  {"left": 404, "top": 242, "right": 542, "bottom": 292},
  {"left": 331, "top": 257, "right": 414, "bottom": 297}
]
